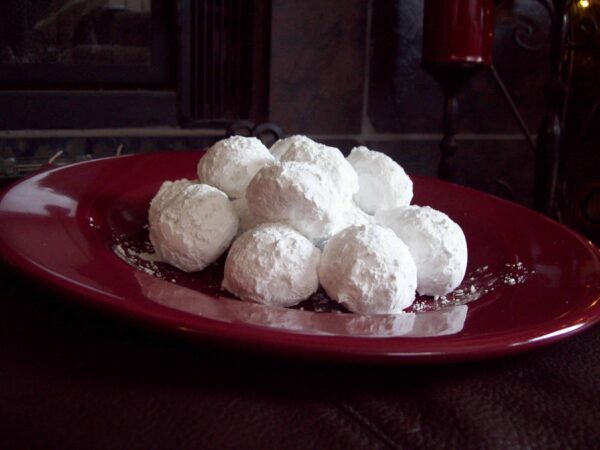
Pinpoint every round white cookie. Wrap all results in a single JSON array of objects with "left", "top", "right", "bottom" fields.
[
  {"left": 279, "top": 139, "right": 358, "bottom": 201},
  {"left": 375, "top": 205, "right": 468, "bottom": 296},
  {"left": 346, "top": 146, "right": 413, "bottom": 214},
  {"left": 246, "top": 161, "right": 344, "bottom": 244},
  {"left": 318, "top": 224, "right": 417, "bottom": 314},
  {"left": 148, "top": 179, "right": 238, "bottom": 272},
  {"left": 197, "top": 135, "right": 275, "bottom": 199},
  {"left": 269, "top": 135, "right": 317, "bottom": 160},
  {"left": 222, "top": 223, "right": 321, "bottom": 307}
]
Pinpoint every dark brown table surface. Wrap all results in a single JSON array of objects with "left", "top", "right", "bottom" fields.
[{"left": 1, "top": 260, "right": 599, "bottom": 450}]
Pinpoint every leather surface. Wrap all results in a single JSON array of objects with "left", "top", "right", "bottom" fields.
[{"left": 0, "top": 262, "right": 599, "bottom": 450}]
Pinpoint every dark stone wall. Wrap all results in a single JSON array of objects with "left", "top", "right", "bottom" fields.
[
  {"left": 269, "top": 0, "right": 368, "bottom": 134},
  {"left": 368, "top": 0, "right": 443, "bottom": 133}
]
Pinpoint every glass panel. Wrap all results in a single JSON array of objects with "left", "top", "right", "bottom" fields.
[{"left": 0, "top": 0, "right": 152, "bottom": 65}]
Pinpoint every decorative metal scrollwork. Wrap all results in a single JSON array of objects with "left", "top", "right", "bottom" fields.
[
  {"left": 496, "top": 0, "right": 553, "bottom": 51},
  {"left": 579, "top": 184, "right": 600, "bottom": 224},
  {"left": 513, "top": 18, "right": 550, "bottom": 50},
  {"left": 534, "top": 0, "right": 556, "bottom": 20},
  {"left": 227, "top": 120, "right": 284, "bottom": 147}
]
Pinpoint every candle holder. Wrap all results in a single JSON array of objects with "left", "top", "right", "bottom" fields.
[{"left": 421, "top": 0, "right": 494, "bottom": 182}]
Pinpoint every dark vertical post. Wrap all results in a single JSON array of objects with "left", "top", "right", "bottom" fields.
[
  {"left": 439, "top": 95, "right": 459, "bottom": 181},
  {"left": 421, "top": 0, "right": 494, "bottom": 183},
  {"left": 177, "top": 0, "right": 192, "bottom": 125},
  {"left": 534, "top": 0, "right": 569, "bottom": 215}
]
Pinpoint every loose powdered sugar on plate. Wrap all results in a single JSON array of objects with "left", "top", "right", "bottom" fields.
[
  {"left": 410, "top": 262, "right": 535, "bottom": 313},
  {"left": 113, "top": 236, "right": 167, "bottom": 280},
  {"left": 111, "top": 229, "right": 534, "bottom": 316}
]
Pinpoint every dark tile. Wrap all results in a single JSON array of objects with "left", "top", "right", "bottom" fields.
[
  {"left": 455, "top": 138, "right": 534, "bottom": 207},
  {"left": 365, "top": 138, "right": 534, "bottom": 207},
  {"left": 269, "top": 0, "right": 367, "bottom": 134}
]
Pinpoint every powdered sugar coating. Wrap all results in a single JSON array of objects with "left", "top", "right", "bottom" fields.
[
  {"left": 375, "top": 205, "right": 468, "bottom": 296},
  {"left": 148, "top": 179, "right": 238, "bottom": 272},
  {"left": 318, "top": 224, "right": 417, "bottom": 314},
  {"left": 231, "top": 197, "right": 262, "bottom": 236},
  {"left": 347, "top": 146, "right": 413, "bottom": 214},
  {"left": 223, "top": 223, "right": 321, "bottom": 307},
  {"left": 280, "top": 139, "right": 359, "bottom": 201},
  {"left": 246, "top": 161, "right": 344, "bottom": 244},
  {"left": 197, "top": 135, "right": 275, "bottom": 199},
  {"left": 330, "top": 201, "right": 375, "bottom": 237},
  {"left": 269, "top": 135, "right": 316, "bottom": 160},
  {"left": 148, "top": 178, "right": 193, "bottom": 226}
]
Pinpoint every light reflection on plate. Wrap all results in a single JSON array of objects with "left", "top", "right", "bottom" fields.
[{"left": 135, "top": 271, "right": 468, "bottom": 337}]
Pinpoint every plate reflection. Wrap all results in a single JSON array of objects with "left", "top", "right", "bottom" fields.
[{"left": 135, "top": 272, "right": 468, "bottom": 338}]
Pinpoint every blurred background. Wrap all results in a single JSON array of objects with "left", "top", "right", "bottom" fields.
[{"left": 0, "top": 0, "right": 597, "bottom": 242}]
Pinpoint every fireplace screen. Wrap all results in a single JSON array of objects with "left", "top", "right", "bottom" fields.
[
  {"left": 0, "top": 0, "right": 269, "bottom": 129},
  {"left": 0, "top": 0, "right": 172, "bottom": 85}
]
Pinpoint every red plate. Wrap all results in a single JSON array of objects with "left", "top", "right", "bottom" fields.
[{"left": 0, "top": 151, "right": 599, "bottom": 363}]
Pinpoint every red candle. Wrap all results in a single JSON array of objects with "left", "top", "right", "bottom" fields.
[{"left": 422, "top": 0, "right": 494, "bottom": 66}]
